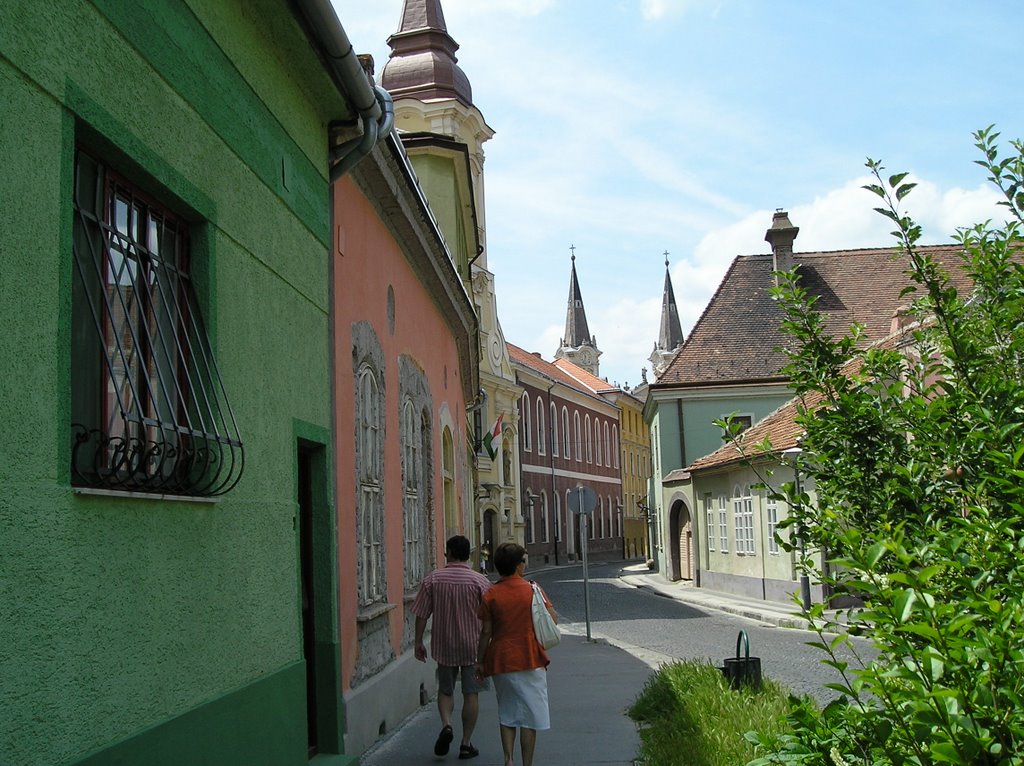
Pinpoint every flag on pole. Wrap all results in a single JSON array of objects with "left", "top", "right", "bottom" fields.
[{"left": 484, "top": 414, "right": 503, "bottom": 460}]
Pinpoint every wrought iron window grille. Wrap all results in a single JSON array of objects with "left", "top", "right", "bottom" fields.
[{"left": 70, "top": 151, "right": 244, "bottom": 497}]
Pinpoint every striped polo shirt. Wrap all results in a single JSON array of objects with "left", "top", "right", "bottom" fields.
[{"left": 411, "top": 562, "right": 491, "bottom": 667}]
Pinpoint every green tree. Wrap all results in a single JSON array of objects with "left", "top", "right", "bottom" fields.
[{"left": 748, "top": 127, "right": 1024, "bottom": 765}]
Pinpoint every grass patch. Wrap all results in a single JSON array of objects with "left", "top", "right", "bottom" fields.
[{"left": 628, "top": 659, "right": 793, "bottom": 766}]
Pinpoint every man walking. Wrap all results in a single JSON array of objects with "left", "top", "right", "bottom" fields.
[{"left": 412, "top": 535, "right": 492, "bottom": 760}]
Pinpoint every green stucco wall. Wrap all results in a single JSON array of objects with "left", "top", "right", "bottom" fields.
[
  {"left": 681, "top": 393, "right": 793, "bottom": 467},
  {"left": 407, "top": 153, "right": 470, "bottom": 277},
  {"left": 651, "top": 403, "right": 683, "bottom": 477},
  {"left": 0, "top": 1, "right": 345, "bottom": 764}
]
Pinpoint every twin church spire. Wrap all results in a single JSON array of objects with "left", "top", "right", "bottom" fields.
[{"left": 555, "top": 247, "right": 684, "bottom": 384}]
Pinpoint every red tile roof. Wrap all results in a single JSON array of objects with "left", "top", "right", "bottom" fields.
[
  {"left": 686, "top": 331, "right": 905, "bottom": 473},
  {"left": 552, "top": 358, "right": 619, "bottom": 394},
  {"left": 507, "top": 343, "right": 610, "bottom": 404},
  {"left": 654, "top": 244, "right": 968, "bottom": 388}
]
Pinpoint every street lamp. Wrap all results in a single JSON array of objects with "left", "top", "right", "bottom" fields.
[{"left": 781, "top": 447, "right": 812, "bottom": 611}]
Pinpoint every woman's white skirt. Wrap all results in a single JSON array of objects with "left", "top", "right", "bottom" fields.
[{"left": 492, "top": 669, "right": 550, "bottom": 730}]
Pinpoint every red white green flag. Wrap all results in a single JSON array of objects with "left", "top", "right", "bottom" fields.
[{"left": 484, "top": 414, "right": 503, "bottom": 460}]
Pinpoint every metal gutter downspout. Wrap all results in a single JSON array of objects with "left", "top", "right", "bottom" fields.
[{"left": 294, "top": 0, "right": 395, "bottom": 180}]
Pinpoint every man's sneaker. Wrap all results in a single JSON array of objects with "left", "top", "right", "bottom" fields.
[{"left": 434, "top": 725, "right": 454, "bottom": 756}]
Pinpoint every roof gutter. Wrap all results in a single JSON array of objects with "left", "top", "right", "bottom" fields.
[{"left": 293, "top": 0, "right": 395, "bottom": 180}]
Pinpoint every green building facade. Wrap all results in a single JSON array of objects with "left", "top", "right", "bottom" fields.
[{"left": 0, "top": 1, "right": 372, "bottom": 763}]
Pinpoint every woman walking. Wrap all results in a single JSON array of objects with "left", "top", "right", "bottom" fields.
[{"left": 474, "top": 543, "right": 557, "bottom": 766}]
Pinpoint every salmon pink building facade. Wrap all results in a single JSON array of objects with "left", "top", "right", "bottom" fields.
[{"left": 332, "top": 136, "right": 478, "bottom": 753}]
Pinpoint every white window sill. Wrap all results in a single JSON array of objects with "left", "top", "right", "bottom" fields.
[{"left": 73, "top": 487, "right": 219, "bottom": 504}]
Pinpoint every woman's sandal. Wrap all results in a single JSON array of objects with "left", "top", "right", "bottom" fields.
[{"left": 458, "top": 743, "right": 479, "bottom": 760}]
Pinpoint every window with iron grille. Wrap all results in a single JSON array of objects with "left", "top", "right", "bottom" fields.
[{"left": 70, "top": 150, "right": 243, "bottom": 497}]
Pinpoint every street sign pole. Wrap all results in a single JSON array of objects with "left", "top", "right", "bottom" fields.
[
  {"left": 569, "top": 485, "right": 597, "bottom": 641},
  {"left": 575, "top": 485, "right": 594, "bottom": 641}
]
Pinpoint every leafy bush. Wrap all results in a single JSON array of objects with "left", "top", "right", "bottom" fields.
[
  {"left": 748, "top": 128, "right": 1024, "bottom": 765},
  {"left": 628, "top": 660, "right": 793, "bottom": 766}
]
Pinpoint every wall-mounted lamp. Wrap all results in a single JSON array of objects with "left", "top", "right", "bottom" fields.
[{"left": 476, "top": 482, "right": 500, "bottom": 501}]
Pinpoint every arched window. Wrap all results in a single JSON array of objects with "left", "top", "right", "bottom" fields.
[
  {"left": 595, "top": 419, "right": 602, "bottom": 466},
  {"left": 521, "top": 393, "right": 532, "bottom": 451},
  {"left": 540, "top": 491, "right": 549, "bottom": 543},
  {"left": 401, "top": 399, "right": 427, "bottom": 590},
  {"left": 565, "top": 489, "right": 575, "bottom": 555},
  {"left": 562, "top": 407, "right": 571, "bottom": 458},
  {"left": 585, "top": 415, "right": 593, "bottom": 463},
  {"left": 550, "top": 402, "right": 559, "bottom": 457},
  {"left": 574, "top": 412, "right": 582, "bottom": 462},
  {"left": 524, "top": 489, "right": 535, "bottom": 545},
  {"left": 357, "top": 364, "right": 385, "bottom": 607},
  {"left": 443, "top": 427, "right": 456, "bottom": 535},
  {"left": 536, "top": 398, "right": 546, "bottom": 455},
  {"left": 553, "top": 492, "right": 561, "bottom": 550},
  {"left": 612, "top": 425, "right": 620, "bottom": 468},
  {"left": 604, "top": 422, "right": 612, "bottom": 466}
]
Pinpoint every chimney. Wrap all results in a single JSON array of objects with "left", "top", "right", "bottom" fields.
[{"left": 765, "top": 209, "right": 799, "bottom": 287}]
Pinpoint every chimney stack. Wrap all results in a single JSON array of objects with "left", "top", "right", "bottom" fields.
[{"left": 765, "top": 209, "right": 799, "bottom": 287}]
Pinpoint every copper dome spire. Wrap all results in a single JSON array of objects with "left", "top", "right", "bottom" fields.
[{"left": 381, "top": 0, "right": 473, "bottom": 106}]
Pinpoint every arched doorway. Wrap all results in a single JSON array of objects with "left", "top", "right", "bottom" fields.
[
  {"left": 668, "top": 500, "right": 693, "bottom": 582},
  {"left": 482, "top": 509, "right": 497, "bottom": 571}
]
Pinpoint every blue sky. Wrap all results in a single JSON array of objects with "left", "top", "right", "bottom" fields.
[{"left": 334, "top": 0, "right": 1023, "bottom": 388}]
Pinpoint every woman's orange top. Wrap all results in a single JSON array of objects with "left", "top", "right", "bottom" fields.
[{"left": 479, "top": 574, "right": 551, "bottom": 676}]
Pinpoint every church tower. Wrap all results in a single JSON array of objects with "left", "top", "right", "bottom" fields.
[
  {"left": 381, "top": 0, "right": 521, "bottom": 551},
  {"left": 649, "top": 252, "right": 684, "bottom": 380},
  {"left": 554, "top": 249, "right": 602, "bottom": 377},
  {"left": 381, "top": 0, "right": 494, "bottom": 273}
]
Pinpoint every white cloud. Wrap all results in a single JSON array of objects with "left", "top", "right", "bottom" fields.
[
  {"left": 573, "top": 175, "right": 1008, "bottom": 387},
  {"left": 445, "top": 0, "right": 554, "bottom": 17},
  {"left": 639, "top": 0, "right": 720, "bottom": 21}
]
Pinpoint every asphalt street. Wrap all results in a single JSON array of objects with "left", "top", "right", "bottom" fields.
[{"left": 531, "top": 559, "right": 874, "bottom": 701}]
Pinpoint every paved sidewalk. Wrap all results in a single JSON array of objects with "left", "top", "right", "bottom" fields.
[
  {"left": 358, "top": 630, "right": 656, "bottom": 766},
  {"left": 357, "top": 561, "right": 827, "bottom": 765},
  {"left": 618, "top": 564, "right": 812, "bottom": 629}
]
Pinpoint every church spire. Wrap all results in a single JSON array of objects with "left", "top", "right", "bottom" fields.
[
  {"left": 554, "top": 246, "right": 602, "bottom": 377},
  {"left": 381, "top": 0, "right": 473, "bottom": 106},
  {"left": 649, "top": 251, "right": 684, "bottom": 380}
]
